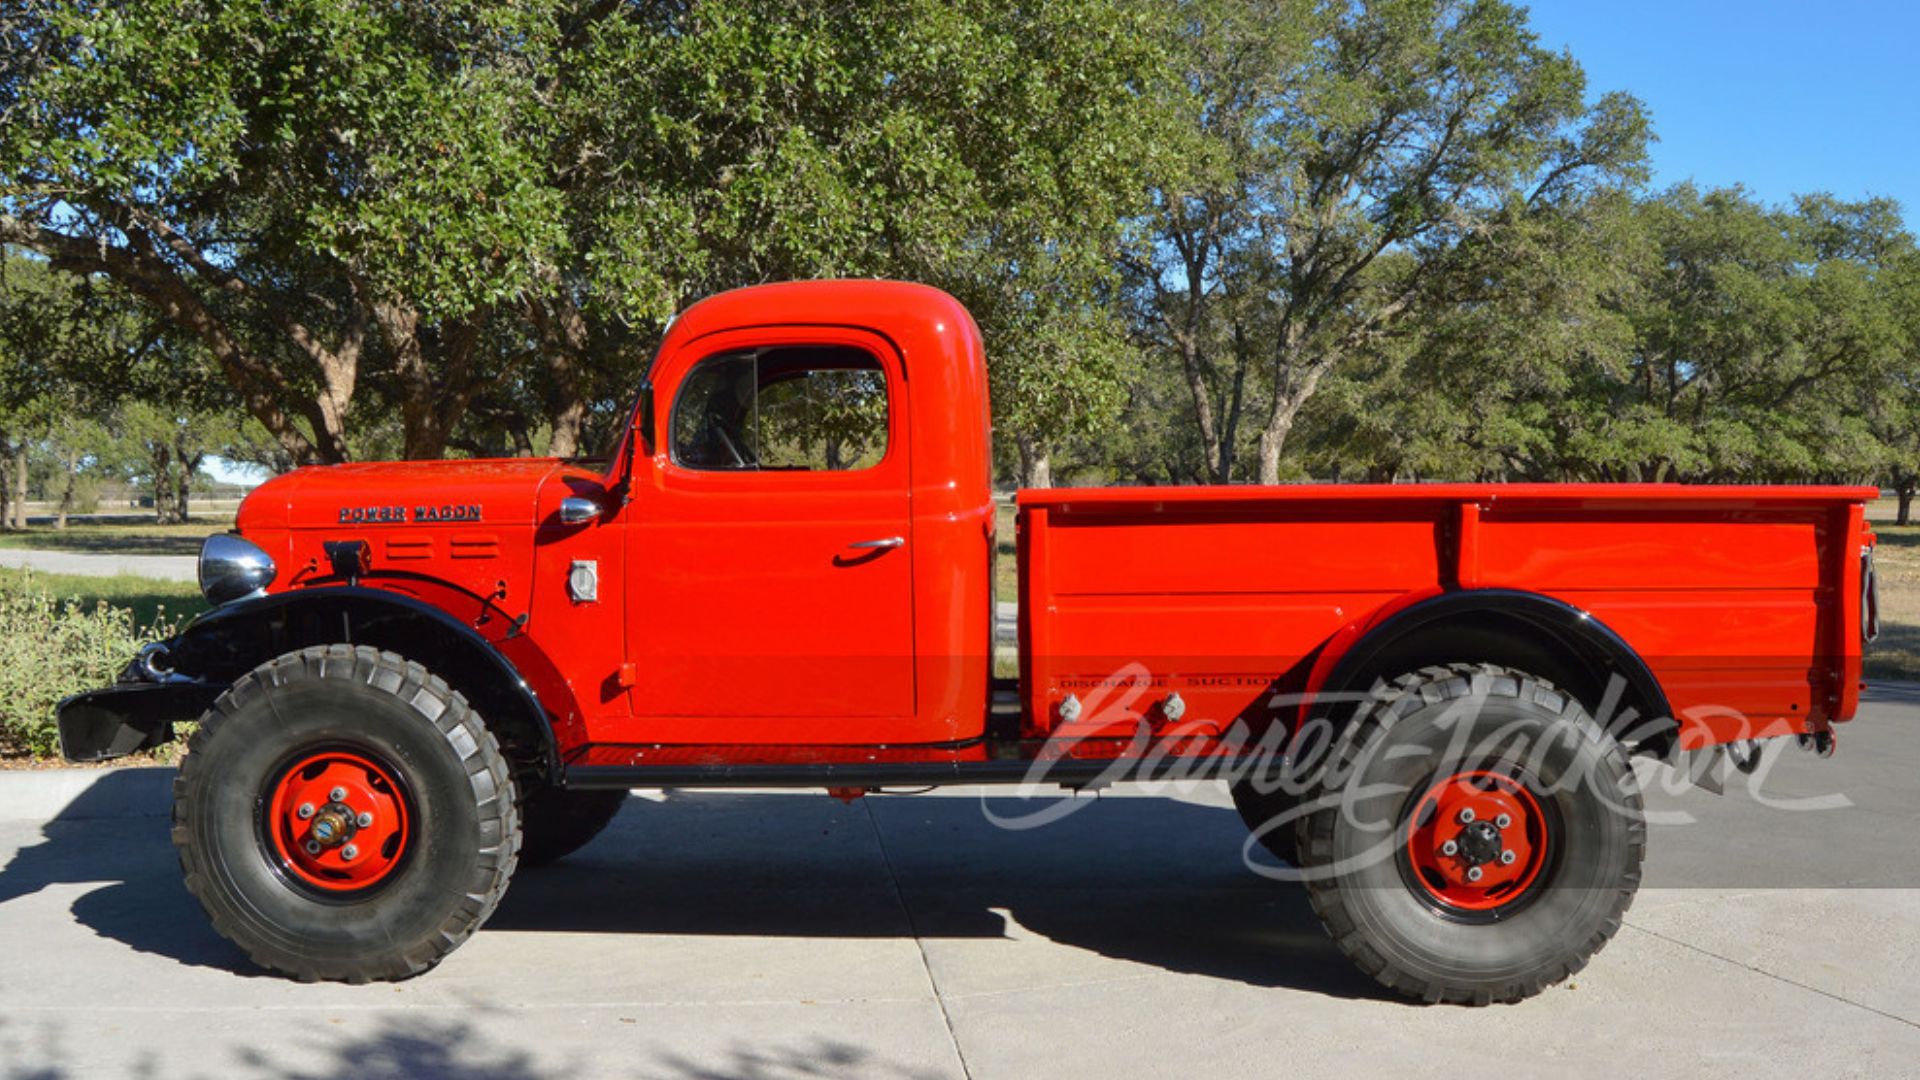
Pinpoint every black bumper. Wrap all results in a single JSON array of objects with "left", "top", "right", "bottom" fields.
[{"left": 57, "top": 681, "right": 225, "bottom": 763}]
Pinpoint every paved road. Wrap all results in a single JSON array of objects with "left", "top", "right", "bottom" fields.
[
  {"left": 3, "top": 691, "right": 1919, "bottom": 1078},
  {"left": 0, "top": 548, "right": 197, "bottom": 582}
]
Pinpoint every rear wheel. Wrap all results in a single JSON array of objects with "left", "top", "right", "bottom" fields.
[
  {"left": 1296, "top": 663, "right": 1644, "bottom": 1004},
  {"left": 518, "top": 787, "right": 628, "bottom": 867},
  {"left": 173, "top": 645, "right": 519, "bottom": 982}
]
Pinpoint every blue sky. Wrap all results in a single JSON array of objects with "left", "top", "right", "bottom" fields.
[{"left": 1523, "top": 0, "right": 1918, "bottom": 222}]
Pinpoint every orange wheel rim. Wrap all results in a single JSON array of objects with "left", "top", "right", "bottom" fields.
[
  {"left": 1404, "top": 770, "right": 1550, "bottom": 913},
  {"left": 264, "top": 749, "right": 412, "bottom": 894}
]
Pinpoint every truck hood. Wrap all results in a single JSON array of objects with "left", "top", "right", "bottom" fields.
[{"left": 239, "top": 458, "right": 572, "bottom": 531}]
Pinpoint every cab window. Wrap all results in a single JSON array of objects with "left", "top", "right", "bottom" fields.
[{"left": 671, "top": 346, "right": 888, "bottom": 472}]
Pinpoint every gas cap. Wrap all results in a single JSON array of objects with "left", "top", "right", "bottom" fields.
[{"left": 568, "top": 560, "right": 599, "bottom": 603}]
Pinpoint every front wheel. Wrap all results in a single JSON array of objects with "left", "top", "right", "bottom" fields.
[
  {"left": 173, "top": 645, "right": 520, "bottom": 982},
  {"left": 1296, "top": 663, "right": 1644, "bottom": 1005}
]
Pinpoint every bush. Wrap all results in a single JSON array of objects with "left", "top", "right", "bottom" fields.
[
  {"left": 0, "top": 587, "right": 181, "bottom": 757},
  {"left": 69, "top": 475, "right": 103, "bottom": 516}
]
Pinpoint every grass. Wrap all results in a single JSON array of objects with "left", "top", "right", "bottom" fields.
[
  {"left": 0, "top": 567, "right": 205, "bottom": 629},
  {"left": 0, "top": 519, "right": 230, "bottom": 556},
  {"left": 1865, "top": 523, "right": 1920, "bottom": 682}
]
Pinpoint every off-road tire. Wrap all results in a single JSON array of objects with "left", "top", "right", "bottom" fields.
[
  {"left": 517, "top": 787, "right": 628, "bottom": 867},
  {"left": 1229, "top": 777, "right": 1300, "bottom": 866},
  {"left": 173, "top": 644, "right": 520, "bottom": 982},
  {"left": 1296, "top": 663, "right": 1644, "bottom": 1005}
]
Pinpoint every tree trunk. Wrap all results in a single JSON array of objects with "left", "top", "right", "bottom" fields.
[
  {"left": 173, "top": 443, "right": 201, "bottom": 523},
  {"left": 1898, "top": 481, "right": 1915, "bottom": 526},
  {"left": 1016, "top": 434, "right": 1052, "bottom": 489},
  {"left": 56, "top": 445, "right": 78, "bottom": 530},
  {"left": 372, "top": 296, "right": 482, "bottom": 461},
  {"left": 1255, "top": 386, "right": 1310, "bottom": 485},
  {"left": 1256, "top": 424, "right": 1285, "bottom": 485},
  {"left": 1257, "top": 329, "right": 1329, "bottom": 486},
  {"left": 150, "top": 444, "right": 175, "bottom": 524},
  {"left": 530, "top": 290, "right": 594, "bottom": 459},
  {"left": 10, "top": 449, "right": 27, "bottom": 529},
  {"left": 0, "top": 447, "right": 11, "bottom": 532}
]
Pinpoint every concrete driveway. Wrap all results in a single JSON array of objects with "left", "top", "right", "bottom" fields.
[{"left": 3, "top": 691, "right": 1919, "bottom": 1079}]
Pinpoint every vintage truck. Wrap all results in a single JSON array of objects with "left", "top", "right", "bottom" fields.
[{"left": 59, "top": 280, "right": 1878, "bottom": 1004}]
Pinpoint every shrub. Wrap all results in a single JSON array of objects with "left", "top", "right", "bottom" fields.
[{"left": 0, "top": 587, "right": 181, "bottom": 758}]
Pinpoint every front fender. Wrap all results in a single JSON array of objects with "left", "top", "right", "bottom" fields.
[{"left": 69, "top": 585, "right": 567, "bottom": 776}]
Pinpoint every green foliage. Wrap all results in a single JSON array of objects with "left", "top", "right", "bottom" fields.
[
  {"left": 1291, "top": 184, "right": 1916, "bottom": 485},
  {"left": 2, "top": 0, "right": 1175, "bottom": 466},
  {"left": 0, "top": 573, "right": 194, "bottom": 757},
  {"left": 2, "top": 0, "right": 1918, "bottom": 496}
]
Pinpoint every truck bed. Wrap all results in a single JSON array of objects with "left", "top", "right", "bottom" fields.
[{"left": 1015, "top": 483, "right": 1878, "bottom": 752}]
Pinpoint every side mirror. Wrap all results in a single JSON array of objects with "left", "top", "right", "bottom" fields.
[{"left": 558, "top": 496, "right": 602, "bottom": 525}]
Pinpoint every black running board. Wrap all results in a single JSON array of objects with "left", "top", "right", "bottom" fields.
[{"left": 559, "top": 738, "right": 1242, "bottom": 791}]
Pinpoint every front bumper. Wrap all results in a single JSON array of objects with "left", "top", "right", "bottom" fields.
[{"left": 57, "top": 676, "right": 224, "bottom": 763}]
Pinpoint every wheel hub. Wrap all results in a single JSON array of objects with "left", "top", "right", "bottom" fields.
[
  {"left": 265, "top": 750, "right": 411, "bottom": 893},
  {"left": 308, "top": 806, "right": 354, "bottom": 847},
  {"left": 1405, "top": 770, "right": 1549, "bottom": 913},
  {"left": 1454, "top": 819, "right": 1503, "bottom": 865}
]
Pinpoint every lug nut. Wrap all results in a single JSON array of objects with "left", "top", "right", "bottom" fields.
[
  {"left": 1500, "top": 850, "right": 1517, "bottom": 865},
  {"left": 328, "top": 786, "right": 348, "bottom": 803},
  {"left": 296, "top": 803, "right": 315, "bottom": 820},
  {"left": 355, "top": 811, "right": 374, "bottom": 828},
  {"left": 304, "top": 840, "right": 321, "bottom": 855},
  {"left": 1457, "top": 808, "right": 1475, "bottom": 824},
  {"left": 341, "top": 844, "right": 358, "bottom": 862},
  {"left": 1495, "top": 813, "right": 1512, "bottom": 829},
  {"left": 1467, "top": 866, "right": 1484, "bottom": 882},
  {"left": 1441, "top": 839, "right": 1459, "bottom": 856}
]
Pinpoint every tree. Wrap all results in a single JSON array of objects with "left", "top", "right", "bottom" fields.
[
  {"left": 555, "top": 0, "right": 1178, "bottom": 483},
  {"left": 1294, "top": 185, "right": 1915, "bottom": 490},
  {"left": 3, "top": 0, "right": 1176, "bottom": 474},
  {"left": 0, "top": 249, "right": 152, "bottom": 528},
  {"left": 1133, "top": 0, "right": 1650, "bottom": 483}
]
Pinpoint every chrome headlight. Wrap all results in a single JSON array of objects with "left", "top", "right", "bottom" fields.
[{"left": 198, "top": 534, "right": 276, "bottom": 606}]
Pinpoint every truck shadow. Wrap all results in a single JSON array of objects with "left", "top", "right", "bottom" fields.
[
  {"left": 0, "top": 769, "right": 253, "bottom": 974},
  {"left": 491, "top": 790, "right": 1382, "bottom": 1000},
  {"left": 0, "top": 773, "right": 1383, "bottom": 1001}
]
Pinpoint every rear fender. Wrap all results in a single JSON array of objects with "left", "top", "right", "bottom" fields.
[{"left": 1300, "top": 588, "right": 1677, "bottom": 757}]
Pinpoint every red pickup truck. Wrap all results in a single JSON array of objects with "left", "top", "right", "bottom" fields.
[{"left": 59, "top": 280, "right": 1878, "bottom": 1004}]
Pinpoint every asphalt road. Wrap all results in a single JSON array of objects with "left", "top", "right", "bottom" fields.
[
  {"left": 0, "top": 548, "right": 197, "bottom": 582},
  {"left": 3, "top": 690, "right": 1919, "bottom": 1079}
]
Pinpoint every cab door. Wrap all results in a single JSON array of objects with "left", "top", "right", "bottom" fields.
[{"left": 624, "top": 327, "right": 915, "bottom": 743}]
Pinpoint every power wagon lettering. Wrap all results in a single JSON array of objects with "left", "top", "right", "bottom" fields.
[{"left": 337, "top": 503, "right": 483, "bottom": 524}]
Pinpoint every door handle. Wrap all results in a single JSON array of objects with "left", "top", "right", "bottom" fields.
[{"left": 848, "top": 536, "right": 904, "bottom": 550}]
